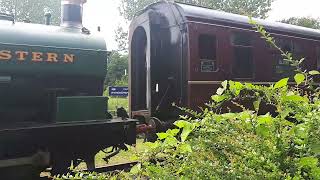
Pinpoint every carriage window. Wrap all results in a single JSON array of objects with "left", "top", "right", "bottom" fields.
[
  {"left": 276, "top": 38, "right": 293, "bottom": 52},
  {"left": 199, "top": 34, "right": 217, "bottom": 72},
  {"left": 273, "top": 54, "right": 295, "bottom": 79},
  {"left": 231, "top": 32, "right": 252, "bottom": 46},
  {"left": 231, "top": 32, "right": 253, "bottom": 78}
]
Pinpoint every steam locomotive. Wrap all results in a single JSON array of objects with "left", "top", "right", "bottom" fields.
[{"left": 0, "top": 0, "right": 136, "bottom": 178}]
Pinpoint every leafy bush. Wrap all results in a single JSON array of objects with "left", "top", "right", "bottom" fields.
[
  {"left": 129, "top": 77, "right": 320, "bottom": 179},
  {"left": 54, "top": 21, "right": 320, "bottom": 179}
]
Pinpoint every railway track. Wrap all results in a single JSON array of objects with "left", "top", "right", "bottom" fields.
[{"left": 88, "top": 161, "right": 138, "bottom": 173}]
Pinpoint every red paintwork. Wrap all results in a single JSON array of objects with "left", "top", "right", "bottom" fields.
[{"left": 186, "top": 19, "right": 319, "bottom": 110}]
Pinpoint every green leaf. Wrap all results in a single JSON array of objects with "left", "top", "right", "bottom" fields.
[
  {"left": 178, "top": 143, "right": 192, "bottom": 154},
  {"left": 164, "top": 136, "right": 179, "bottom": 146},
  {"left": 274, "top": 78, "right": 289, "bottom": 89},
  {"left": 157, "top": 133, "right": 169, "bottom": 140},
  {"left": 299, "top": 157, "right": 318, "bottom": 167},
  {"left": 211, "top": 95, "right": 227, "bottom": 103},
  {"left": 238, "top": 111, "right": 252, "bottom": 121},
  {"left": 221, "top": 113, "right": 237, "bottom": 119},
  {"left": 309, "top": 70, "right": 320, "bottom": 75},
  {"left": 166, "top": 129, "right": 180, "bottom": 136},
  {"left": 216, "top": 88, "right": 225, "bottom": 95},
  {"left": 229, "top": 81, "right": 243, "bottom": 96},
  {"left": 221, "top": 80, "right": 228, "bottom": 89},
  {"left": 284, "top": 94, "right": 308, "bottom": 102},
  {"left": 174, "top": 120, "right": 188, "bottom": 129},
  {"left": 311, "top": 144, "right": 320, "bottom": 155},
  {"left": 253, "top": 99, "right": 261, "bottom": 112},
  {"left": 130, "top": 163, "right": 141, "bottom": 174},
  {"left": 295, "top": 124, "right": 308, "bottom": 139},
  {"left": 256, "top": 124, "right": 270, "bottom": 137},
  {"left": 257, "top": 113, "right": 273, "bottom": 125},
  {"left": 294, "top": 73, "right": 305, "bottom": 85},
  {"left": 180, "top": 122, "right": 196, "bottom": 142}
]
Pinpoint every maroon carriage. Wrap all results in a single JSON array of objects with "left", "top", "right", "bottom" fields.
[{"left": 129, "top": 1, "right": 320, "bottom": 124}]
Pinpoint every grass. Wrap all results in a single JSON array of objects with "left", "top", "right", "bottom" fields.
[
  {"left": 103, "top": 87, "right": 129, "bottom": 115},
  {"left": 75, "top": 139, "right": 146, "bottom": 170},
  {"left": 108, "top": 97, "right": 128, "bottom": 111}
]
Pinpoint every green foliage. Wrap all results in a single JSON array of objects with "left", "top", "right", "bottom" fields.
[
  {"left": 0, "top": 0, "right": 60, "bottom": 25},
  {"left": 124, "top": 77, "right": 320, "bottom": 179},
  {"left": 120, "top": 0, "right": 274, "bottom": 21},
  {"left": 281, "top": 17, "right": 320, "bottom": 29},
  {"left": 114, "top": 25, "right": 129, "bottom": 53},
  {"left": 105, "top": 51, "right": 128, "bottom": 86}
]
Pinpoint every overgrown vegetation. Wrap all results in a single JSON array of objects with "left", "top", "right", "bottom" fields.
[
  {"left": 281, "top": 17, "right": 320, "bottom": 29},
  {"left": 105, "top": 51, "right": 128, "bottom": 87},
  {"left": 54, "top": 21, "right": 320, "bottom": 179},
  {"left": 0, "top": 0, "right": 60, "bottom": 25}
]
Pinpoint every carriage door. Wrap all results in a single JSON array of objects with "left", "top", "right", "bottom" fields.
[{"left": 230, "top": 31, "right": 254, "bottom": 80}]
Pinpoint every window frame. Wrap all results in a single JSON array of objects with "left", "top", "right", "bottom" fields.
[
  {"left": 230, "top": 31, "right": 255, "bottom": 80},
  {"left": 198, "top": 33, "right": 219, "bottom": 73}
]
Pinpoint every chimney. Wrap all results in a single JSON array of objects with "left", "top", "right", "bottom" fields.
[
  {"left": 44, "top": 12, "right": 51, "bottom": 25},
  {"left": 61, "top": 0, "right": 87, "bottom": 28}
]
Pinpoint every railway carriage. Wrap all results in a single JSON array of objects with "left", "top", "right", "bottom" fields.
[{"left": 129, "top": 1, "right": 320, "bottom": 127}]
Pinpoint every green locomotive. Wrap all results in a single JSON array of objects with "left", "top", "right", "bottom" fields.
[{"left": 0, "top": 0, "right": 136, "bottom": 178}]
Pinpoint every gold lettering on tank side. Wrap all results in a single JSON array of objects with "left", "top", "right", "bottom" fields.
[
  {"left": 0, "top": 50, "right": 12, "bottom": 60},
  {"left": 46, "top": 53, "right": 58, "bottom": 62},
  {"left": 63, "top": 54, "right": 75, "bottom": 63},
  {"left": 15, "top": 51, "right": 28, "bottom": 61},
  {"left": 32, "top": 52, "right": 43, "bottom": 62}
]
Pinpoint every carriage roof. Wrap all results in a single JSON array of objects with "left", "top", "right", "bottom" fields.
[{"left": 138, "top": 1, "right": 320, "bottom": 39}]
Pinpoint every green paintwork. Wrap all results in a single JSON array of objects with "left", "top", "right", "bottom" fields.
[
  {"left": 56, "top": 96, "right": 108, "bottom": 122},
  {"left": 0, "top": 22, "right": 107, "bottom": 77},
  {"left": 0, "top": 21, "right": 109, "bottom": 125}
]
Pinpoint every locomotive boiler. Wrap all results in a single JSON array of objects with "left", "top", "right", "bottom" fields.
[
  {"left": 129, "top": 1, "right": 320, "bottom": 131},
  {"left": 0, "top": 0, "right": 136, "bottom": 178}
]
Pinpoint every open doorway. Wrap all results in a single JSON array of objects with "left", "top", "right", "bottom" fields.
[{"left": 130, "top": 27, "right": 148, "bottom": 111}]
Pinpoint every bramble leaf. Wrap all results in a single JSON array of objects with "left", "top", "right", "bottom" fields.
[
  {"left": 130, "top": 163, "right": 141, "bottom": 174},
  {"left": 178, "top": 143, "right": 192, "bottom": 154},
  {"left": 274, "top": 78, "right": 289, "bottom": 89},
  {"left": 294, "top": 73, "right": 305, "bottom": 85},
  {"left": 221, "top": 80, "right": 228, "bottom": 89},
  {"left": 216, "top": 88, "right": 225, "bottom": 95},
  {"left": 257, "top": 113, "right": 273, "bottom": 125},
  {"left": 299, "top": 157, "right": 318, "bottom": 167},
  {"left": 212, "top": 95, "right": 227, "bottom": 103},
  {"left": 164, "top": 136, "right": 179, "bottom": 146},
  {"left": 157, "top": 133, "right": 169, "bottom": 140},
  {"left": 174, "top": 120, "right": 188, "bottom": 129},
  {"left": 309, "top": 70, "right": 320, "bottom": 75}
]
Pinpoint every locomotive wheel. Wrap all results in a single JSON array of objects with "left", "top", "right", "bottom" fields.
[
  {"left": 50, "top": 152, "right": 73, "bottom": 176},
  {"left": 144, "top": 117, "right": 161, "bottom": 142},
  {"left": 51, "top": 159, "right": 72, "bottom": 176}
]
